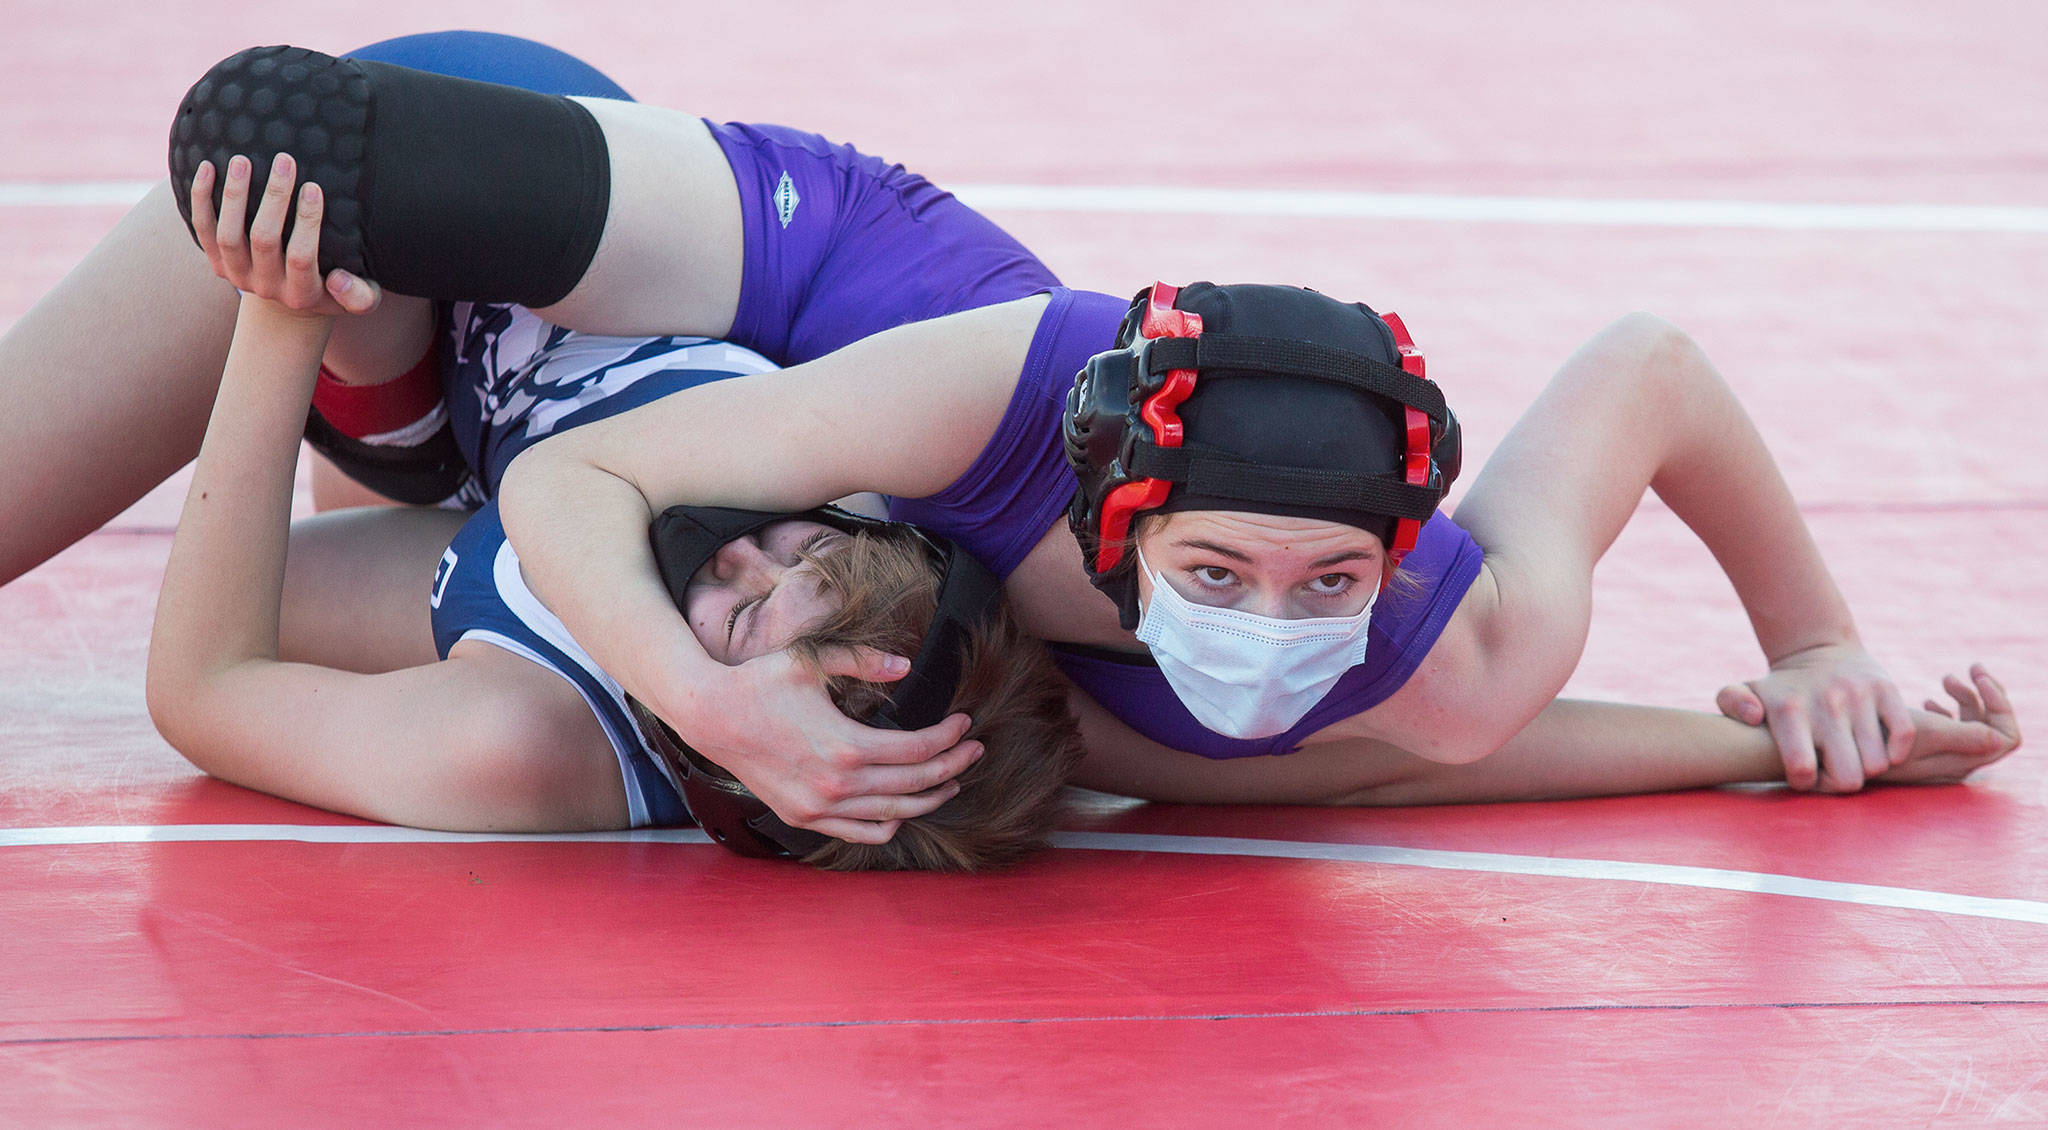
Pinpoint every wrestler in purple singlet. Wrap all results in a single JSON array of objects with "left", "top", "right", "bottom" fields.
[{"left": 891, "top": 289, "right": 1487, "bottom": 760}]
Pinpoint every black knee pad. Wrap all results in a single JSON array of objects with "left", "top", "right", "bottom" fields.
[{"left": 169, "top": 45, "right": 610, "bottom": 307}]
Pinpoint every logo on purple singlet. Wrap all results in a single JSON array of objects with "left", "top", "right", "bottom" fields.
[{"left": 775, "top": 171, "right": 800, "bottom": 229}]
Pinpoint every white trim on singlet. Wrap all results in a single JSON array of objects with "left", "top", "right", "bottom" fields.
[{"left": 446, "top": 541, "right": 685, "bottom": 827}]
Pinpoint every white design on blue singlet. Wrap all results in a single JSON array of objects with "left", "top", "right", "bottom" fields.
[
  {"left": 443, "top": 302, "right": 781, "bottom": 501},
  {"left": 430, "top": 547, "right": 457, "bottom": 610}
]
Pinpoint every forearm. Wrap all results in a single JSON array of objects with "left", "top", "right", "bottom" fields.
[
  {"left": 497, "top": 442, "right": 728, "bottom": 722},
  {"left": 148, "top": 297, "right": 332, "bottom": 713},
  {"left": 1645, "top": 326, "right": 1859, "bottom": 660},
  {"left": 1350, "top": 699, "right": 1782, "bottom": 806}
]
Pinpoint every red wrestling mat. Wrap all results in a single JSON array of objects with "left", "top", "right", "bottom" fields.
[{"left": 5, "top": 2, "right": 2044, "bottom": 1125}]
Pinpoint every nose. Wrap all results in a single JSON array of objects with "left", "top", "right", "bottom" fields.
[
  {"left": 1241, "top": 588, "right": 1292, "bottom": 619},
  {"left": 710, "top": 534, "right": 783, "bottom": 585}
]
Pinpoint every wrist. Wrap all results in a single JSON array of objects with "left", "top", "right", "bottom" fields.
[
  {"left": 238, "top": 291, "right": 337, "bottom": 336},
  {"left": 622, "top": 620, "right": 734, "bottom": 744},
  {"left": 1763, "top": 633, "right": 1864, "bottom": 667}
]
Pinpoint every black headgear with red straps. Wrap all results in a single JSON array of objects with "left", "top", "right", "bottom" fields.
[{"left": 1062, "top": 282, "right": 1461, "bottom": 629}]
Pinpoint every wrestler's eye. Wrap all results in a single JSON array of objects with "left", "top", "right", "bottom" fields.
[
  {"left": 1306, "top": 573, "right": 1354, "bottom": 597},
  {"left": 792, "top": 529, "right": 838, "bottom": 562},
  {"left": 725, "top": 594, "right": 766, "bottom": 647},
  {"left": 1190, "top": 565, "right": 1237, "bottom": 588}
]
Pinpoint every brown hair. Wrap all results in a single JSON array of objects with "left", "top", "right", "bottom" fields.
[{"left": 664, "top": 525, "right": 1084, "bottom": 872}]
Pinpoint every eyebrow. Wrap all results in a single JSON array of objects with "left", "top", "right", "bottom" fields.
[
  {"left": 1172, "top": 538, "right": 1254, "bottom": 563},
  {"left": 1172, "top": 538, "right": 1378, "bottom": 570}
]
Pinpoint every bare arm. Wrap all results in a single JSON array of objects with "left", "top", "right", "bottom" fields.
[
  {"left": 145, "top": 156, "right": 625, "bottom": 832},
  {"left": 1436, "top": 313, "right": 1913, "bottom": 788},
  {"left": 1070, "top": 674, "right": 2018, "bottom": 807},
  {"left": 494, "top": 298, "right": 1046, "bottom": 842}
]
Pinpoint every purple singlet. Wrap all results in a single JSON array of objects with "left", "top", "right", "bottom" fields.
[
  {"left": 705, "top": 121, "right": 1058, "bottom": 366},
  {"left": 892, "top": 288, "right": 1486, "bottom": 759}
]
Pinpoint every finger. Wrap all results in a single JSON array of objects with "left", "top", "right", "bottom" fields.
[
  {"left": 831, "top": 712, "right": 976, "bottom": 768},
  {"left": 842, "top": 740, "right": 984, "bottom": 798},
  {"left": 244, "top": 153, "right": 298, "bottom": 294},
  {"left": 1922, "top": 699, "right": 1954, "bottom": 718},
  {"left": 1943, "top": 673, "right": 1984, "bottom": 723},
  {"left": 806, "top": 817, "right": 902, "bottom": 846},
  {"left": 326, "top": 270, "right": 382, "bottom": 316},
  {"left": 1849, "top": 696, "right": 1890, "bottom": 780},
  {"left": 1812, "top": 711, "right": 1865, "bottom": 793},
  {"left": 815, "top": 645, "right": 912, "bottom": 684},
  {"left": 1972, "top": 666, "right": 2020, "bottom": 745},
  {"left": 1716, "top": 683, "right": 1765, "bottom": 725},
  {"left": 825, "top": 782, "right": 963, "bottom": 823},
  {"left": 281, "top": 181, "right": 327, "bottom": 309},
  {"left": 1877, "top": 682, "right": 1915, "bottom": 767},
  {"left": 187, "top": 162, "right": 224, "bottom": 275},
  {"left": 1818, "top": 691, "right": 1867, "bottom": 790},
  {"left": 1766, "top": 702, "right": 1819, "bottom": 790},
  {"left": 215, "top": 155, "right": 253, "bottom": 277}
]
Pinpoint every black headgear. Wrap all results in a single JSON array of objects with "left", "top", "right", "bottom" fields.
[
  {"left": 1062, "top": 282, "right": 1462, "bottom": 628},
  {"left": 639, "top": 504, "right": 1002, "bottom": 861}
]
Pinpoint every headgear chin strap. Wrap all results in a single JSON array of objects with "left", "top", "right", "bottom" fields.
[
  {"left": 639, "top": 504, "right": 1002, "bottom": 861},
  {"left": 1063, "top": 282, "right": 1462, "bottom": 629}
]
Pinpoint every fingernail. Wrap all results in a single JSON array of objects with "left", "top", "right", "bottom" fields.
[
  {"left": 228, "top": 155, "right": 248, "bottom": 179},
  {"left": 883, "top": 655, "right": 909, "bottom": 675},
  {"left": 272, "top": 152, "right": 292, "bottom": 177},
  {"left": 301, "top": 182, "right": 321, "bottom": 206}
]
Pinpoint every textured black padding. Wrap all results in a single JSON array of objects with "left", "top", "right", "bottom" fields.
[
  {"left": 170, "top": 46, "right": 374, "bottom": 278},
  {"left": 169, "top": 44, "right": 612, "bottom": 306}
]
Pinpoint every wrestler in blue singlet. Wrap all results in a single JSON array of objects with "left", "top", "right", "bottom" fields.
[{"left": 427, "top": 304, "right": 782, "bottom": 826}]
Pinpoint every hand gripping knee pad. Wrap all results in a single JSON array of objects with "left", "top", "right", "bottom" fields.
[{"left": 168, "top": 45, "right": 610, "bottom": 307}]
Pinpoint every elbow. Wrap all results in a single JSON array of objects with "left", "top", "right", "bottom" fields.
[
  {"left": 1416, "top": 733, "right": 1505, "bottom": 767},
  {"left": 144, "top": 664, "right": 215, "bottom": 771},
  {"left": 144, "top": 652, "right": 241, "bottom": 774},
  {"left": 1603, "top": 311, "right": 1716, "bottom": 409},
  {"left": 495, "top": 444, "right": 553, "bottom": 533},
  {"left": 1399, "top": 705, "right": 1533, "bottom": 768},
  {"left": 144, "top": 655, "right": 195, "bottom": 753}
]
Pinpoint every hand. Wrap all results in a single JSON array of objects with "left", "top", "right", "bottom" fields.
[
  {"left": 188, "top": 153, "right": 380, "bottom": 317},
  {"left": 1869, "top": 665, "right": 2022, "bottom": 786},
  {"left": 1715, "top": 643, "right": 1915, "bottom": 792},
  {"left": 664, "top": 645, "right": 984, "bottom": 845}
]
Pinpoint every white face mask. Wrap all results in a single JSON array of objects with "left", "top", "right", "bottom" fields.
[{"left": 1132, "top": 549, "right": 1377, "bottom": 740}]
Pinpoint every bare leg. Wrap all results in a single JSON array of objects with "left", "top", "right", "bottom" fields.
[
  {"left": 278, "top": 505, "right": 468, "bottom": 673},
  {"left": 531, "top": 103, "right": 744, "bottom": 338},
  {"left": 310, "top": 454, "right": 407, "bottom": 511},
  {"left": 0, "top": 182, "right": 236, "bottom": 584},
  {"left": 305, "top": 291, "right": 442, "bottom": 513}
]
